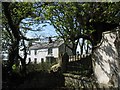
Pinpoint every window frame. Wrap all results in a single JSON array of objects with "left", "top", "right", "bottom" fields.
[
  {"left": 48, "top": 48, "right": 53, "bottom": 55},
  {"left": 34, "top": 50, "right": 37, "bottom": 55}
]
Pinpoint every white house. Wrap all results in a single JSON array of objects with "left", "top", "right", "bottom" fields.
[{"left": 26, "top": 39, "right": 73, "bottom": 64}]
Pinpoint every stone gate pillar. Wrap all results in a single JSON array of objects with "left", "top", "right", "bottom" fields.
[
  {"left": 116, "top": 29, "right": 120, "bottom": 89},
  {"left": 61, "top": 53, "right": 69, "bottom": 73},
  {"left": 92, "top": 30, "right": 120, "bottom": 88}
]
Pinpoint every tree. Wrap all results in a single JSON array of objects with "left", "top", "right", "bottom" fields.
[
  {"left": 2, "top": 2, "right": 120, "bottom": 74},
  {"left": 2, "top": 2, "right": 36, "bottom": 75},
  {"left": 41, "top": 2, "right": 120, "bottom": 55},
  {"left": 40, "top": 2, "right": 85, "bottom": 55}
]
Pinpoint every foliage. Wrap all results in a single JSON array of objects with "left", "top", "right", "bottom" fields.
[
  {"left": 42, "top": 2, "right": 83, "bottom": 55},
  {"left": 26, "top": 61, "right": 57, "bottom": 73},
  {"left": 2, "top": 2, "right": 36, "bottom": 43},
  {"left": 26, "top": 62, "right": 49, "bottom": 72},
  {"left": 2, "top": 2, "right": 120, "bottom": 75},
  {"left": 2, "top": 2, "right": 37, "bottom": 74},
  {"left": 40, "top": 2, "right": 120, "bottom": 55}
]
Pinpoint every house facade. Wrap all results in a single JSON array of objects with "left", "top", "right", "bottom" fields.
[{"left": 26, "top": 40, "right": 73, "bottom": 64}]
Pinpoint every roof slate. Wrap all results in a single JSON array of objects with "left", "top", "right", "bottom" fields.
[{"left": 29, "top": 40, "right": 64, "bottom": 50}]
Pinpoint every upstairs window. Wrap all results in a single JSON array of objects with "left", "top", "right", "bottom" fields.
[
  {"left": 29, "top": 50, "right": 31, "bottom": 55},
  {"left": 28, "top": 58, "right": 31, "bottom": 64},
  {"left": 34, "top": 58, "right": 37, "bottom": 64},
  {"left": 35, "top": 50, "right": 37, "bottom": 55},
  {"left": 48, "top": 48, "right": 52, "bottom": 55}
]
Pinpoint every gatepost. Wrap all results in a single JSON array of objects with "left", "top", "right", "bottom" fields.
[{"left": 61, "top": 52, "right": 69, "bottom": 73}]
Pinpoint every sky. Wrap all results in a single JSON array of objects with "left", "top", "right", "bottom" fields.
[
  {"left": 25, "top": 24, "right": 58, "bottom": 38},
  {"left": 21, "top": 18, "right": 58, "bottom": 40}
]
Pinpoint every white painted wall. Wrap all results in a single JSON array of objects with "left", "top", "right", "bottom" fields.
[
  {"left": 20, "top": 43, "right": 72, "bottom": 64},
  {"left": 26, "top": 47, "right": 59, "bottom": 63},
  {"left": 53, "top": 48, "right": 58, "bottom": 58},
  {"left": 92, "top": 31, "right": 119, "bottom": 87},
  {"left": 37, "top": 49, "right": 48, "bottom": 62}
]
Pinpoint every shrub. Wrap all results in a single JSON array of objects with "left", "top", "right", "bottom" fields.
[{"left": 26, "top": 61, "right": 58, "bottom": 73}]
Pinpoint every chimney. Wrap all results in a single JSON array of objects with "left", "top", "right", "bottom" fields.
[{"left": 49, "top": 37, "right": 52, "bottom": 43}]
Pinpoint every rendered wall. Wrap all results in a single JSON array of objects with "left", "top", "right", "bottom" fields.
[{"left": 92, "top": 30, "right": 120, "bottom": 88}]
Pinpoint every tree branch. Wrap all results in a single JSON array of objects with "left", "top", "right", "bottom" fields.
[{"left": 2, "top": 2, "right": 20, "bottom": 40}]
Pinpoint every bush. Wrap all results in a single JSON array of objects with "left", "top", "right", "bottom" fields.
[{"left": 26, "top": 61, "right": 58, "bottom": 73}]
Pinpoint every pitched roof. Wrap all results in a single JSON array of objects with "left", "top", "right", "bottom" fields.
[{"left": 29, "top": 40, "right": 64, "bottom": 50}]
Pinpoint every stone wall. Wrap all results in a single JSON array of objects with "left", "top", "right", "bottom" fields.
[
  {"left": 64, "top": 73, "right": 99, "bottom": 89},
  {"left": 92, "top": 29, "right": 120, "bottom": 88}
]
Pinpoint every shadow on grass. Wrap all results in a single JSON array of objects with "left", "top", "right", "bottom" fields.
[{"left": 2, "top": 70, "right": 66, "bottom": 90}]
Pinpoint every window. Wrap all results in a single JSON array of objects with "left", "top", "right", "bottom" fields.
[
  {"left": 29, "top": 50, "right": 31, "bottom": 55},
  {"left": 41, "top": 58, "right": 44, "bottom": 63},
  {"left": 48, "top": 48, "right": 52, "bottom": 55},
  {"left": 29, "top": 58, "right": 31, "bottom": 62},
  {"left": 28, "top": 58, "right": 31, "bottom": 64},
  {"left": 34, "top": 50, "right": 37, "bottom": 55},
  {"left": 34, "top": 58, "right": 37, "bottom": 64}
]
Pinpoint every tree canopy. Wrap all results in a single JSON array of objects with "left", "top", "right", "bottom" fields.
[
  {"left": 40, "top": 2, "right": 120, "bottom": 55},
  {"left": 2, "top": 2, "right": 120, "bottom": 74},
  {"left": 2, "top": 2, "right": 36, "bottom": 74}
]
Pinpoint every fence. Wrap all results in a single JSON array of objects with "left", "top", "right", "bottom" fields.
[
  {"left": 69, "top": 55, "right": 81, "bottom": 62},
  {"left": 60, "top": 53, "right": 91, "bottom": 73},
  {"left": 68, "top": 54, "right": 90, "bottom": 62}
]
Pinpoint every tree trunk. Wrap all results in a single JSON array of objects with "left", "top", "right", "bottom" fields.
[
  {"left": 3, "top": 2, "right": 20, "bottom": 73},
  {"left": 19, "top": 39, "right": 27, "bottom": 75},
  {"left": 81, "top": 38, "right": 85, "bottom": 55},
  {"left": 19, "top": 56, "right": 26, "bottom": 76},
  {"left": 72, "top": 47, "right": 76, "bottom": 55},
  {"left": 8, "top": 40, "right": 19, "bottom": 73}
]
